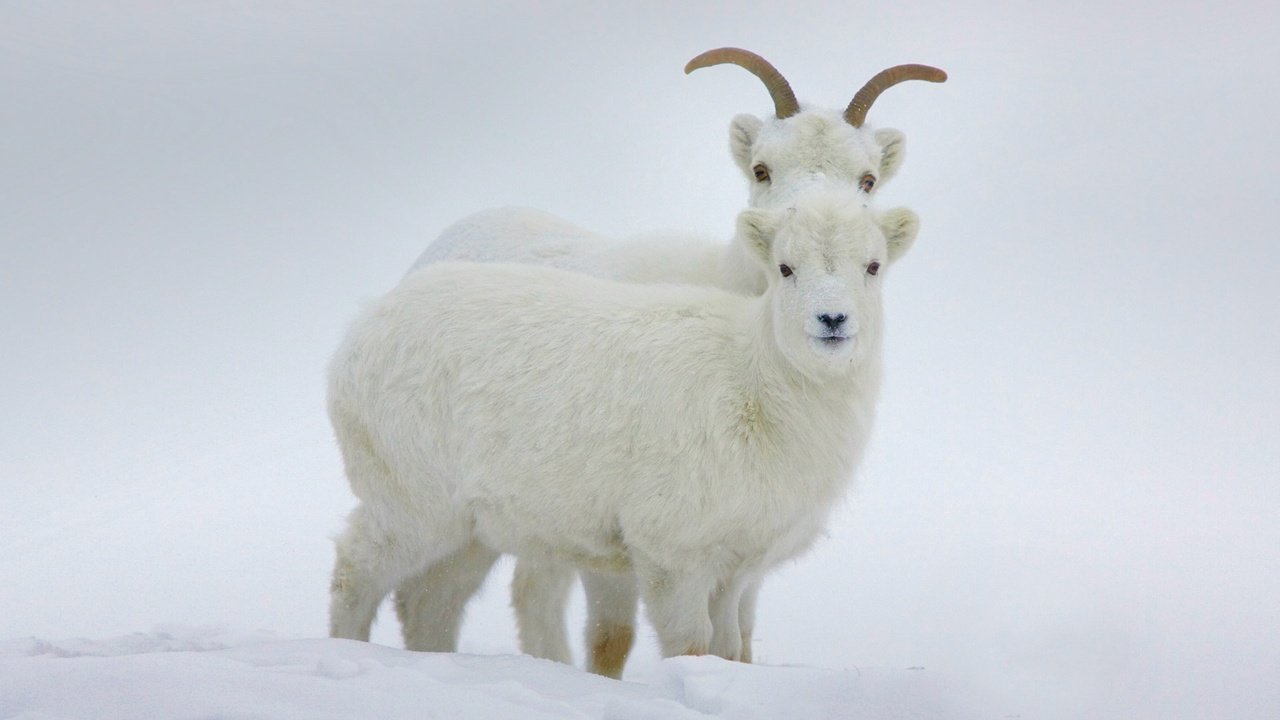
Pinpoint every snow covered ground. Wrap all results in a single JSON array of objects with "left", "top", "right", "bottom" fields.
[
  {"left": 2, "top": 3, "right": 1278, "bottom": 719},
  {"left": 1, "top": 627, "right": 977, "bottom": 719}
]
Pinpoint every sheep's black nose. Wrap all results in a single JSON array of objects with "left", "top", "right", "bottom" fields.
[{"left": 818, "top": 313, "right": 847, "bottom": 330}]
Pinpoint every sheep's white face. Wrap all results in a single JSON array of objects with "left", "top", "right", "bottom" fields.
[
  {"left": 738, "top": 193, "right": 918, "bottom": 379},
  {"left": 730, "top": 109, "right": 906, "bottom": 210}
]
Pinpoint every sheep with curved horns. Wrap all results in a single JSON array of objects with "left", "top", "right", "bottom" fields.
[
  {"left": 410, "top": 48, "right": 946, "bottom": 296},
  {"left": 395, "top": 48, "right": 945, "bottom": 676},
  {"left": 328, "top": 193, "right": 921, "bottom": 667},
  {"left": 684, "top": 48, "right": 946, "bottom": 211}
]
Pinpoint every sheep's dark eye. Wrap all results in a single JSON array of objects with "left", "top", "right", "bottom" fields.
[
  {"left": 866, "top": 261, "right": 881, "bottom": 276},
  {"left": 753, "top": 163, "right": 771, "bottom": 183},
  {"left": 779, "top": 264, "right": 793, "bottom": 278},
  {"left": 860, "top": 173, "right": 876, "bottom": 193}
]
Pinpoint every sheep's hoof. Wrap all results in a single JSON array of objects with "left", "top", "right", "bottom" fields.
[{"left": 588, "top": 624, "right": 635, "bottom": 679}]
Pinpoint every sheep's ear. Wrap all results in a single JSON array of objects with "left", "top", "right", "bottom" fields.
[
  {"left": 874, "top": 128, "right": 906, "bottom": 184},
  {"left": 878, "top": 207, "right": 919, "bottom": 264},
  {"left": 729, "top": 114, "right": 764, "bottom": 177},
  {"left": 737, "top": 208, "right": 780, "bottom": 267}
]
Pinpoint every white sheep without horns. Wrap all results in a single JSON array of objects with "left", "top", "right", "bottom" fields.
[
  {"left": 395, "top": 48, "right": 945, "bottom": 677},
  {"left": 328, "top": 192, "right": 920, "bottom": 665}
]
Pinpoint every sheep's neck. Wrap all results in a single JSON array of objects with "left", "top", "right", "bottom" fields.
[
  {"left": 738, "top": 297, "right": 882, "bottom": 438},
  {"left": 718, "top": 236, "right": 768, "bottom": 296}
]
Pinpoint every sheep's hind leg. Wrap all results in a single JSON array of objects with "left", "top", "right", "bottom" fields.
[
  {"left": 395, "top": 539, "right": 499, "bottom": 652},
  {"left": 708, "top": 575, "right": 748, "bottom": 661},
  {"left": 330, "top": 503, "right": 439, "bottom": 642},
  {"left": 511, "top": 557, "right": 575, "bottom": 665},
  {"left": 582, "top": 570, "right": 638, "bottom": 678}
]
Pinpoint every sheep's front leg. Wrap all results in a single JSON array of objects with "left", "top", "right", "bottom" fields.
[
  {"left": 737, "top": 580, "right": 761, "bottom": 663},
  {"left": 637, "top": 564, "right": 715, "bottom": 658},
  {"left": 511, "top": 557, "right": 575, "bottom": 665},
  {"left": 708, "top": 575, "right": 748, "bottom": 661},
  {"left": 581, "top": 570, "right": 638, "bottom": 678}
]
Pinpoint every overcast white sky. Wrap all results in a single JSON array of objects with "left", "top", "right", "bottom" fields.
[{"left": 2, "top": 3, "right": 1277, "bottom": 719}]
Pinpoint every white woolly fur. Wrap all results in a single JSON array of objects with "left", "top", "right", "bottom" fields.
[
  {"left": 328, "top": 194, "right": 919, "bottom": 664},
  {"left": 397, "top": 107, "right": 912, "bottom": 676}
]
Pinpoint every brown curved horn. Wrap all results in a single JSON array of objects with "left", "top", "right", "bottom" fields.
[
  {"left": 685, "top": 47, "right": 800, "bottom": 119},
  {"left": 844, "top": 64, "right": 948, "bottom": 127}
]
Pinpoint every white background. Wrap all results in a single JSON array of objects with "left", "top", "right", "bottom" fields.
[{"left": 2, "top": 3, "right": 1277, "bottom": 718}]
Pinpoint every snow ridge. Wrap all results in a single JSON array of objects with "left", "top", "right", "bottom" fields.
[{"left": 0, "top": 627, "right": 976, "bottom": 720}]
